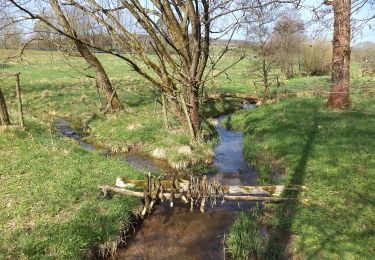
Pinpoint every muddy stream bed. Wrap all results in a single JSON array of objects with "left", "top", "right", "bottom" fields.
[{"left": 57, "top": 104, "right": 257, "bottom": 260}]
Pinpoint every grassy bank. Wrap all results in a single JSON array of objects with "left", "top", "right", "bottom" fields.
[
  {"left": 0, "top": 119, "right": 143, "bottom": 259},
  {"left": 0, "top": 50, "right": 243, "bottom": 258},
  {"left": 225, "top": 94, "right": 375, "bottom": 258},
  {"left": 0, "top": 50, "right": 244, "bottom": 170},
  {"left": 2, "top": 49, "right": 374, "bottom": 258}
]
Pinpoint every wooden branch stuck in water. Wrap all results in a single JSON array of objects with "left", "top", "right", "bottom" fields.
[
  {"left": 224, "top": 185, "right": 307, "bottom": 197},
  {"left": 116, "top": 178, "right": 306, "bottom": 196},
  {"left": 100, "top": 185, "right": 293, "bottom": 202},
  {"left": 223, "top": 195, "right": 292, "bottom": 202},
  {"left": 99, "top": 185, "right": 143, "bottom": 197},
  {"left": 101, "top": 177, "right": 305, "bottom": 215}
]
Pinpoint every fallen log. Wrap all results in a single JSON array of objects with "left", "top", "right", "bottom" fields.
[
  {"left": 116, "top": 178, "right": 306, "bottom": 197},
  {"left": 205, "top": 93, "right": 258, "bottom": 102},
  {"left": 99, "top": 185, "right": 143, "bottom": 197},
  {"left": 104, "top": 176, "right": 304, "bottom": 215},
  {"left": 223, "top": 195, "right": 291, "bottom": 202},
  {"left": 100, "top": 185, "right": 293, "bottom": 202},
  {"left": 224, "top": 184, "right": 307, "bottom": 197},
  {"left": 115, "top": 177, "right": 189, "bottom": 189}
]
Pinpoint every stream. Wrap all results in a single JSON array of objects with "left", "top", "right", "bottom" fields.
[{"left": 56, "top": 103, "right": 257, "bottom": 260}]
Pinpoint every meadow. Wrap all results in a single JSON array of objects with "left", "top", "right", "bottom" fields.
[
  {"left": 1, "top": 48, "right": 375, "bottom": 258},
  {"left": 223, "top": 68, "right": 375, "bottom": 257}
]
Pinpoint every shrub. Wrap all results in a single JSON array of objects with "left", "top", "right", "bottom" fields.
[{"left": 301, "top": 40, "right": 332, "bottom": 76}]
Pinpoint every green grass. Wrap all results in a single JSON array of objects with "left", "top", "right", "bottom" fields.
[
  {"left": 0, "top": 50, "right": 243, "bottom": 169},
  {"left": 225, "top": 209, "right": 265, "bottom": 259},
  {"left": 0, "top": 119, "right": 143, "bottom": 259},
  {"left": 0, "top": 50, "right": 244, "bottom": 258},
  {"left": 1, "top": 49, "right": 375, "bottom": 259},
  {"left": 226, "top": 93, "right": 375, "bottom": 258}
]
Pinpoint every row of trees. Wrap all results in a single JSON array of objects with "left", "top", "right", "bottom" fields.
[{"left": 1, "top": 0, "right": 374, "bottom": 138}]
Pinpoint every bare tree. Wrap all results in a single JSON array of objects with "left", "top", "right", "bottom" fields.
[
  {"left": 48, "top": 0, "right": 124, "bottom": 111},
  {"left": 272, "top": 11, "right": 305, "bottom": 78},
  {"left": 56, "top": 0, "right": 215, "bottom": 139},
  {"left": 242, "top": 1, "right": 283, "bottom": 98},
  {"left": 4, "top": 0, "right": 124, "bottom": 111},
  {"left": 9, "top": 0, "right": 301, "bottom": 139}
]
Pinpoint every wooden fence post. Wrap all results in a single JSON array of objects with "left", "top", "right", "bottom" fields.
[
  {"left": 15, "top": 73, "right": 24, "bottom": 128},
  {"left": 0, "top": 86, "right": 11, "bottom": 126}
]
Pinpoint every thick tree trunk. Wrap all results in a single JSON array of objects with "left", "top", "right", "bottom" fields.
[
  {"left": 328, "top": 0, "right": 351, "bottom": 108},
  {"left": 168, "top": 96, "right": 186, "bottom": 127},
  {"left": 0, "top": 87, "right": 11, "bottom": 125},
  {"left": 189, "top": 88, "right": 201, "bottom": 138}
]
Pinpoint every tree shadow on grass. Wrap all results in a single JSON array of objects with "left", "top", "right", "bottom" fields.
[{"left": 264, "top": 108, "right": 320, "bottom": 259}]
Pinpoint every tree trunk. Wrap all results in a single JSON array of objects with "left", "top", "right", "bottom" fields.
[
  {"left": 328, "top": 0, "right": 351, "bottom": 108},
  {"left": 75, "top": 40, "right": 124, "bottom": 111},
  {"left": 48, "top": 0, "right": 123, "bottom": 111},
  {"left": 262, "top": 57, "right": 270, "bottom": 99},
  {"left": 0, "top": 86, "right": 11, "bottom": 125},
  {"left": 161, "top": 94, "right": 169, "bottom": 130},
  {"left": 167, "top": 95, "right": 186, "bottom": 127},
  {"left": 189, "top": 88, "right": 201, "bottom": 139}
]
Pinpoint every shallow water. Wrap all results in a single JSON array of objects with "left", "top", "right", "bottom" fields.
[
  {"left": 56, "top": 104, "right": 258, "bottom": 260},
  {"left": 113, "top": 202, "right": 238, "bottom": 260},
  {"left": 55, "top": 118, "right": 96, "bottom": 151},
  {"left": 113, "top": 104, "right": 257, "bottom": 260},
  {"left": 56, "top": 118, "right": 172, "bottom": 173},
  {"left": 124, "top": 153, "right": 173, "bottom": 174}
]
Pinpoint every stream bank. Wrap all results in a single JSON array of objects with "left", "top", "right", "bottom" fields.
[{"left": 56, "top": 103, "right": 258, "bottom": 259}]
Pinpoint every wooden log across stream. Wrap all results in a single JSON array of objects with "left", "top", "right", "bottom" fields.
[
  {"left": 99, "top": 174, "right": 307, "bottom": 215},
  {"left": 205, "top": 93, "right": 258, "bottom": 103}
]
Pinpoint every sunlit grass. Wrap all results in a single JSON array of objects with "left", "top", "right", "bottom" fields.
[
  {"left": 0, "top": 119, "right": 143, "bottom": 259},
  {"left": 1, "top": 49, "right": 374, "bottom": 259},
  {"left": 226, "top": 95, "right": 375, "bottom": 259}
]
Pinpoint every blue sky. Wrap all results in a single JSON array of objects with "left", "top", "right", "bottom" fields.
[
  {"left": 300, "top": 0, "right": 375, "bottom": 43},
  {"left": 227, "top": 0, "right": 375, "bottom": 43}
]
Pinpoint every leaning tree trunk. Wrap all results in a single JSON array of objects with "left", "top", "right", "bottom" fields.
[
  {"left": 48, "top": 0, "right": 123, "bottom": 111},
  {"left": 0, "top": 87, "right": 11, "bottom": 125},
  {"left": 328, "top": 0, "right": 351, "bottom": 108},
  {"left": 74, "top": 41, "right": 124, "bottom": 111}
]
